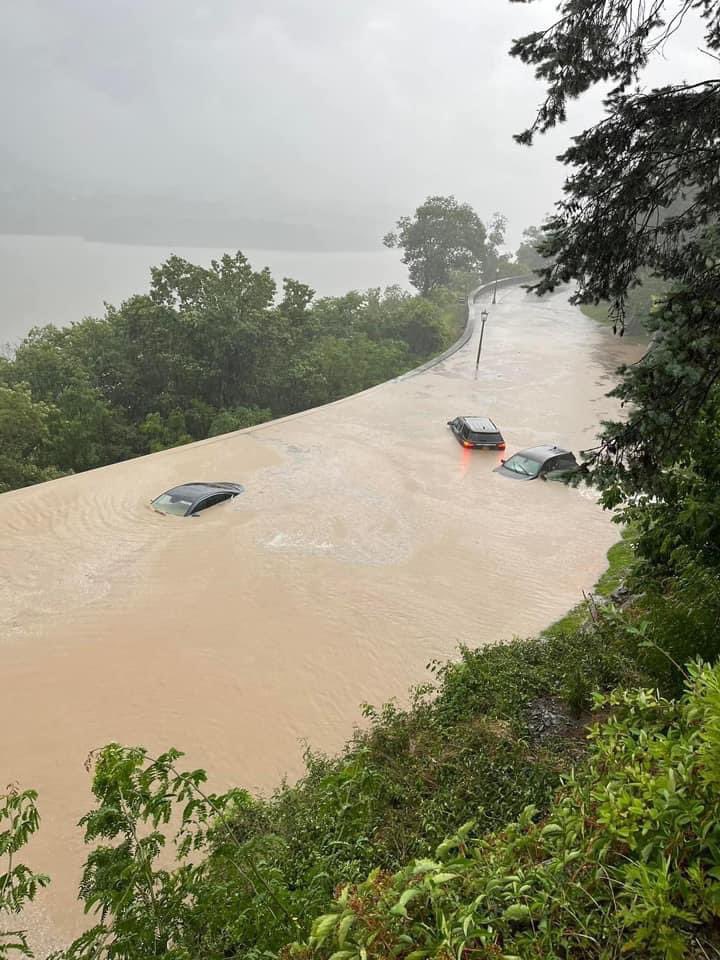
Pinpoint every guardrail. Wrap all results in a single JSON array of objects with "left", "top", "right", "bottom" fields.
[
  {"left": 186, "top": 274, "right": 533, "bottom": 447},
  {"left": 398, "top": 274, "right": 532, "bottom": 380}
]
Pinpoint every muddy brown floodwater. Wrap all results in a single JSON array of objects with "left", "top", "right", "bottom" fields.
[{"left": 1, "top": 286, "right": 641, "bottom": 952}]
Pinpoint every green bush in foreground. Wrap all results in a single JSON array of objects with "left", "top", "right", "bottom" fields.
[
  {"left": 304, "top": 659, "right": 720, "bottom": 960},
  {"left": 0, "top": 786, "right": 48, "bottom": 958}
]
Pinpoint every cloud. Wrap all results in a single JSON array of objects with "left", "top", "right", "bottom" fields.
[{"left": 0, "top": 0, "right": 708, "bottom": 246}]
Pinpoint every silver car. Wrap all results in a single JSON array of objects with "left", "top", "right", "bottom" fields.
[{"left": 494, "top": 445, "right": 579, "bottom": 481}]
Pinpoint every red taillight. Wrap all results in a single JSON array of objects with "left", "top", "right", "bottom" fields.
[
  {"left": 497, "top": 442, "right": 506, "bottom": 450},
  {"left": 463, "top": 441, "right": 473, "bottom": 448}
]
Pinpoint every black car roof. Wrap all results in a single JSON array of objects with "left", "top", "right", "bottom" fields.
[
  {"left": 512, "top": 445, "right": 573, "bottom": 463},
  {"left": 160, "top": 482, "right": 244, "bottom": 501},
  {"left": 458, "top": 416, "right": 499, "bottom": 432}
]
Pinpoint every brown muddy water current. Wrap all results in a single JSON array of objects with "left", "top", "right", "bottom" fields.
[{"left": 1, "top": 286, "right": 642, "bottom": 952}]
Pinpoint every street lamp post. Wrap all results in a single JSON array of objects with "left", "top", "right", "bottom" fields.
[{"left": 474, "top": 308, "right": 489, "bottom": 379}]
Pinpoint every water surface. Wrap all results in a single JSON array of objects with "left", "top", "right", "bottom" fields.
[{"left": 0, "top": 233, "right": 408, "bottom": 344}]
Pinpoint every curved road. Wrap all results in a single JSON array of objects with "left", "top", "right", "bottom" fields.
[{"left": 1, "top": 285, "right": 636, "bottom": 950}]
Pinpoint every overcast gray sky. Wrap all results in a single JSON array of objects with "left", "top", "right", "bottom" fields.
[{"left": 0, "top": 0, "right": 708, "bottom": 247}]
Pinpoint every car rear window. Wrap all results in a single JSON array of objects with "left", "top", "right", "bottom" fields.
[{"left": 469, "top": 430, "right": 502, "bottom": 443}]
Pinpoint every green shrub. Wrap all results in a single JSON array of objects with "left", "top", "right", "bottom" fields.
[
  {"left": 0, "top": 786, "right": 48, "bottom": 958},
  {"left": 304, "top": 660, "right": 720, "bottom": 960}
]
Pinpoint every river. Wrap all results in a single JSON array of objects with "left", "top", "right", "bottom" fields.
[{"left": 0, "top": 233, "right": 408, "bottom": 345}]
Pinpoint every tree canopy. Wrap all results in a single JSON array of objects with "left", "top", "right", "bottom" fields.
[
  {"left": 514, "top": 225, "right": 547, "bottom": 273},
  {"left": 512, "top": 0, "right": 720, "bottom": 574},
  {"left": 0, "top": 255, "right": 465, "bottom": 494},
  {"left": 383, "top": 196, "right": 503, "bottom": 295}
]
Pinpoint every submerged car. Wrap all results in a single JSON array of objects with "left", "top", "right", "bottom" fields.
[
  {"left": 151, "top": 482, "right": 244, "bottom": 517},
  {"left": 494, "top": 445, "right": 579, "bottom": 481},
  {"left": 448, "top": 416, "right": 505, "bottom": 450}
]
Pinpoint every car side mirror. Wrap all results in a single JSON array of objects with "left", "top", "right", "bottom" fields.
[{"left": 500, "top": 458, "right": 506, "bottom": 464}]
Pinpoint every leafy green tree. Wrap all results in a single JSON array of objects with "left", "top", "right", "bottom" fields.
[
  {"left": 45, "top": 380, "right": 135, "bottom": 473},
  {"left": 0, "top": 384, "right": 61, "bottom": 492},
  {"left": 58, "top": 744, "right": 300, "bottom": 960},
  {"left": 1, "top": 785, "right": 49, "bottom": 958},
  {"left": 514, "top": 225, "right": 547, "bottom": 273},
  {"left": 183, "top": 399, "right": 217, "bottom": 440},
  {"left": 308, "top": 335, "right": 411, "bottom": 402},
  {"left": 512, "top": 0, "right": 720, "bottom": 324},
  {"left": 357, "top": 288, "right": 452, "bottom": 357},
  {"left": 138, "top": 409, "right": 194, "bottom": 454},
  {"left": 148, "top": 253, "right": 276, "bottom": 410},
  {"left": 207, "top": 406, "right": 272, "bottom": 437},
  {"left": 511, "top": 0, "right": 720, "bottom": 572},
  {"left": 383, "top": 197, "right": 489, "bottom": 295},
  {"left": 0, "top": 252, "right": 464, "bottom": 494},
  {"left": 481, "top": 212, "right": 513, "bottom": 282}
]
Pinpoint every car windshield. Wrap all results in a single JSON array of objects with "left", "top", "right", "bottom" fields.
[
  {"left": 152, "top": 493, "right": 194, "bottom": 516},
  {"left": 503, "top": 454, "right": 542, "bottom": 477}
]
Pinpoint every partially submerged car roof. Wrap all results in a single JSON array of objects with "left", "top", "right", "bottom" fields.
[
  {"left": 165, "top": 481, "right": 244, "bottom": 499},
  {"left": 151, "top": 482, "right": 245, "bottom": 517},
  {"left": 459, "top": 417, "right": 499, "bottom": 433},
  {"left": 516, "top": 445, "right": 573, "bottom": 462}
]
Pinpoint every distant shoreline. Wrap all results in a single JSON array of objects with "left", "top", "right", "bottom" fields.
[
  {"left": 0, "top": 229, "right": 384, "bottom": 255},
  {"left": 0, "top": 234, "right": 409, "bottom": 345}
]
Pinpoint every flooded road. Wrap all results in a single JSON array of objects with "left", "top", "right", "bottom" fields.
[{"left": 1, "top": 285, "right": 639, "bottom": 952}]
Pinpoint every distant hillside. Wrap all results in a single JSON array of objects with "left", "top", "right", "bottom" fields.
[{"left": 0, "top": 190, "right": 392, "bottom": 252}]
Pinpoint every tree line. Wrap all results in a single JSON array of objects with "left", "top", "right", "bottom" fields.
[
  {"left": 0, "top": 255, "right": 457, "bottom": 493},
  {"left": 0, "top": 206, "right": 542, "bottom": 495}
]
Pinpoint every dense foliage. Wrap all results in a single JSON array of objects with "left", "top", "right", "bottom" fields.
[
  {"left": 306, "top": 660, "right": 720, "bottom": 960},
  {"left": 0, "top": 253, "right": 464, "bottom": 494},
  {"left": 0, "top": 787, "right": 48, "bottom": 958},
  {"left": 513, "top": 225, "right": 547, "bottom": 274},
  {"left": 383, "top": 198, "right": 510, "bottom": 295},
  {"left": 579, "top": 272, "right": 667, "bottom": 335},
  {"left": 509, "top": 0, "right": 720, "bottom": 580}
]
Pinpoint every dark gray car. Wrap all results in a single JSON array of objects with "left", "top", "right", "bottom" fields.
[
  {"left": 151, "top": 482, "right": 244, "bottom": 517},
  {"left": 494, "top": 446, "right": 579, "bottom": 481},
  {"left": 447, "top": 416, "right": 505, "bottom": 450}
]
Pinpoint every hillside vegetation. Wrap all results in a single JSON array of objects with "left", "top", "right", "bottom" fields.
[{"left": 0, "top": 256, "right": 466, "bottom": 494}]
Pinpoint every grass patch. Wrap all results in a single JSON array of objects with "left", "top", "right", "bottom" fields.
[
  {"left": 579, "top": 272, "right": 667, "bottom": 338},
  {"left": 596, "top": 529, "right": 636, "bottom": 596}
]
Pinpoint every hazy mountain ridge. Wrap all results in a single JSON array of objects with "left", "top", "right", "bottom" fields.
[{"left": 0, "top": 190, "right": 392, "bottom": 251}]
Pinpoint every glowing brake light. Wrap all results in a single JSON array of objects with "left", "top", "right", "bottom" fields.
[
  {"left": 497, "top": 442, "right": 506, "bottom": 450},
  {"left": 463, "top": 441, "right": 473, "bottom": 448}
]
